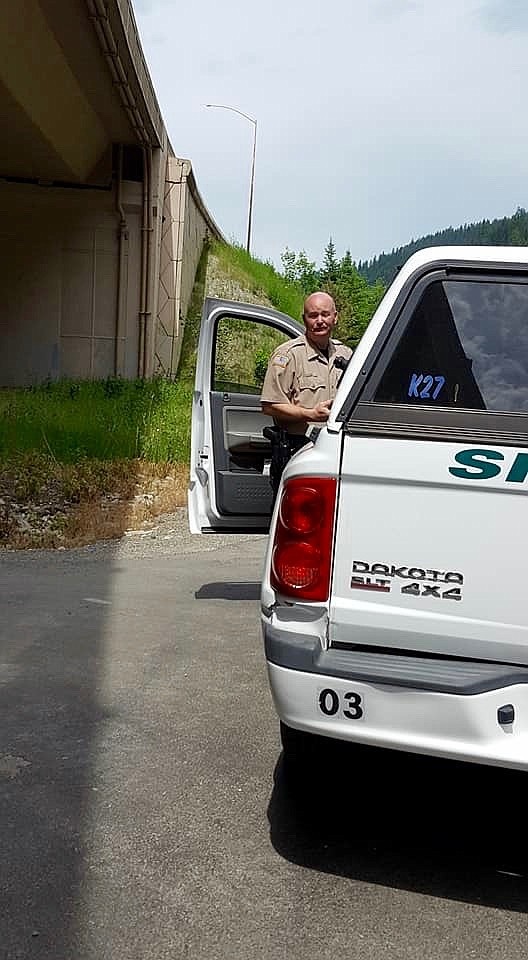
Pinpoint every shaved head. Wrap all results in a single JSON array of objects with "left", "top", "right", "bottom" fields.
[
  {"left": 303, "top": 291, "right": 336, "bottom": 317},
  {"left": 302, "top": 291, "right": 338, "bottom": 349}
]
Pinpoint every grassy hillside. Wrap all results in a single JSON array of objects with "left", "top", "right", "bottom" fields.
[
  {"left": 206, "top": 241, "right": 304, "bottom": 319},
  {"left": 177, "top": 240, "right": 304, "bottom": 383}
]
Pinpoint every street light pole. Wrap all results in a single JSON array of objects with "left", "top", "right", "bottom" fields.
[{"left": 205, "top": 104, "right": 257, "bottom": 254}]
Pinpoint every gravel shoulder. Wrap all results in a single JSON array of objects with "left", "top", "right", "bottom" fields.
[{"left": 1, "top": 506, "right": 266, "bottom": 563}]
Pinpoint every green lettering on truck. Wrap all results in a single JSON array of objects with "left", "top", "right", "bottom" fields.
[
  {"left": 505, "top": 453, "right": 528, "bottom": 483},
  {"left": 449, "top": 449, "right": 504, "bottom": 480}
]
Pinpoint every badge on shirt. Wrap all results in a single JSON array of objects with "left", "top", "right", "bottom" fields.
[{"left": 273, "top": 355, "right": 290, "bottom": 368}]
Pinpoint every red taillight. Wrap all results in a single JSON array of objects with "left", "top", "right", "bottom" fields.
[
  {"left": 271, "top": 477, "right": 337, "bottom": 601},
  {"left": 279, "top": 483, "right": 324, "bottom": 535}
]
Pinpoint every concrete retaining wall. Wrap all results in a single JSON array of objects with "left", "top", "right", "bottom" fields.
[
  {"left": 0, "top": 157, "right": 221, "bottom": 386},
  {"left": 155, "top": 158, "right": 221, "bottom": 378},
  {"left": 0, "top": 180, "right": 142, "bottom": 386}
]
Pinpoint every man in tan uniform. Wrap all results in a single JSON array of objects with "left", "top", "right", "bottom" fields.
[{"left": 261, "top": 291, "right": 352, "bottom": 493}]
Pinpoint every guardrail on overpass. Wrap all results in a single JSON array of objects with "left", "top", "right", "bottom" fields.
[{"left": 0, "top": 0, "right": 222, "bottom": 387}]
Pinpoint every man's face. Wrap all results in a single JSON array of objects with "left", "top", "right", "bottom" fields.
[{"left": 303, "top": 294, "right": 337, "bottom": 348}]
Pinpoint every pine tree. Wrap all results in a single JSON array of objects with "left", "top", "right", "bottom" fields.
[
  {"left": 280, "top": 247, "right": 319, "bottom": 293},
  {"left": 280, "top": 247, "right": 297, "bottom": 284},
  {"left": 320, "top": 238, "right": 339, "bottom": 284}
]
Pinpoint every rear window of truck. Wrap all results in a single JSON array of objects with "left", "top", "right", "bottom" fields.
[{"left": 375, "top": 279, "right": 528, "bottom": 413}]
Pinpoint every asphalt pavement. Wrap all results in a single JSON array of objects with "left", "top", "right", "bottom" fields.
[{"left": 1, "top": 509, "right": 528, "bottom": 959}]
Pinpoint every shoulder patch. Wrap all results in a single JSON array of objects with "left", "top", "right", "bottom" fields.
[{"left": 272, "top": 354, "right": 290, "bottom": 368}]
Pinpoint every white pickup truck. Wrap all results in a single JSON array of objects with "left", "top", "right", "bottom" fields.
[{"left": 189, "top": 246, "right": 528, "bottom": 772}]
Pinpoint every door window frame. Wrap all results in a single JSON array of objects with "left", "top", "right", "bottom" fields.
[{"left": 210, "top": 311, "right": 302, "bottom": 393}]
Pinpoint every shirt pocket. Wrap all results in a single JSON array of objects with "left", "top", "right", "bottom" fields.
[{"left": 297, "top": 375, "right": 321, "bottom": 392}]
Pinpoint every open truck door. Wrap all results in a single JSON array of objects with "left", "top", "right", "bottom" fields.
[{"left": 188, "top": 297, "right": 303, "bottom": 533}]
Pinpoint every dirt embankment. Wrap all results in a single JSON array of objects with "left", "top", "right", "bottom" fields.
[
  {"left": 0, "top": 462, "right": 188, "bottom": 551},
  {"left": 204, "top": 253, "right": 274, "bottom": 307}
]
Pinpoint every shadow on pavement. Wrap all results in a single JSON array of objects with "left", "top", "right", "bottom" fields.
[
  {"left": 0, "top": 551, "right": 114, "bottom": 957},
  {"left": 195, "top": 581, "right": 261, "bottom": 601},
  {"left": 268, "top": 739, "right": 528, "bottom": 913}
]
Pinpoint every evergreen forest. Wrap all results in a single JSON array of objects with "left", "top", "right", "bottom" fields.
[
  {"left": 280, "top": 240, "right": 385, "bottom": 348},
  {"left": 356, "top": 206, "right": 528, "bottom": 286},
  {"left": 281, "top": 207, "right": 528, "bottom": 347}
]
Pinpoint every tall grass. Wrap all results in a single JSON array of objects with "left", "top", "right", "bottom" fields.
[
  {"left": 0, "top": 378, "right": 192, "bottom": 464},
  {"left": 1, "top": 241, "right": 305, "bottom": 469}
]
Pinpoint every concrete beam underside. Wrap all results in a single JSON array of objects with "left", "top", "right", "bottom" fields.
[{"left": 0, "top": 0, "right": 109, "bottom": 182}]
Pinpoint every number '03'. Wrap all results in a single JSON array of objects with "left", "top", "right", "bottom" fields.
[{"left": 318, "top": 689, "right": 363, "bottom": 720}]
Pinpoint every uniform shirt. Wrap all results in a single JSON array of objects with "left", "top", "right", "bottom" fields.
[{"left": 261, "top": 335, "right": 353, "bottom": 435}]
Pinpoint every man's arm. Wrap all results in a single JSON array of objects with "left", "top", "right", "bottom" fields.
[{"left": 261, "top": 400, "right": 332, "bottom": 425}]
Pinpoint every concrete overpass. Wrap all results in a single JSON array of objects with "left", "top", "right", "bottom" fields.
[{"left": 0, "top": 0, "right": 221, "bottom": 385}]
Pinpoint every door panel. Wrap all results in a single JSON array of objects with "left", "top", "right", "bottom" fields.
[
  {"left": 223, "top": 406, "right": 271, "bottom": 454},
  {"left": 189, "top": 298, "right": 303, "bottom": 533},
  {"left": 210, "top": 393, "right": 273, "bottom": 515}
]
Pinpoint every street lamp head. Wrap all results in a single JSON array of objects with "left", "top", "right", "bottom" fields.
[{"left": 204, "top": 103, "right": 256, "bottom": 125}]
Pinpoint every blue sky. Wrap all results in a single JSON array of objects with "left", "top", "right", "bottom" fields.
[{"left": 134, "top": 0, "right": 528, "bottom": 268}]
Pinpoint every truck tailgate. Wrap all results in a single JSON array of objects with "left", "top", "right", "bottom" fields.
[{"left": 329, "top": 434, "right": 528, "bottom": 665}]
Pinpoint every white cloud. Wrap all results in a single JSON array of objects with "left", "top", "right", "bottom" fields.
[
  {"left": 478, "top": 0, "right": 528, "bottom": 33},
  {"left": 372, "top": 0, "right": 420, "bottom": 20},
  {"left": 134, "top": 0, "right": 528, "bottom": 266}
]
